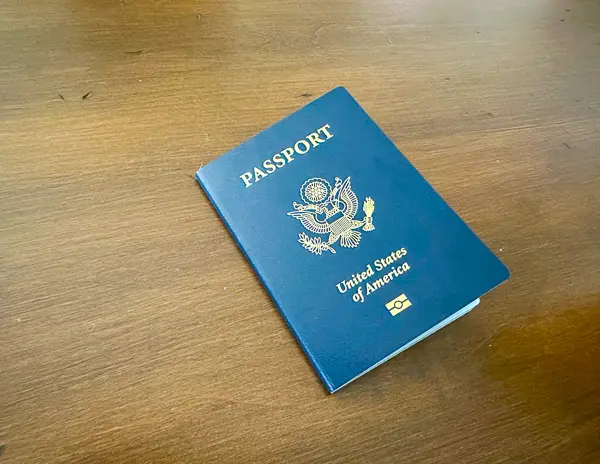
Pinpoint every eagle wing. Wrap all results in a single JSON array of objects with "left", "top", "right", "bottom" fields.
[
  {"left": 287, "top": 211, "right": 330, "bottom": 235},
  {"left": 339, "top": 177, "right": 359, "bottom": 219}
]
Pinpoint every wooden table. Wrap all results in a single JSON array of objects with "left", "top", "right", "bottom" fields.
[{"left": 1, "top": 0, "right": 599, "bottom": 462}]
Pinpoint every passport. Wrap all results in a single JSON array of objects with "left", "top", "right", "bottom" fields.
[{"left": 196, "top": 87, "right": 509, "bottom": 393}]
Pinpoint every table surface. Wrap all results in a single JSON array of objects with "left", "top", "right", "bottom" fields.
[{"left": 1, "top": 0, "right": 599, "bottom": 463}]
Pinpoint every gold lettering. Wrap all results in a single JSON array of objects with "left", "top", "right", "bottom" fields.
[
  {"left": 253, "top": 167, "right": 267, "bottom": 181},
  {"left": 240, "top": 172, "right": 253, "bottom": 188},
  {"left": 306, "top": 132, "right": 325, "bottom": 147},
  {"left": 282, "top": 147, "right": 295, "bottom": 163},
  {"left": 294, "top": 140, "right": 311, "bottom": 154},
  {"left": 346, "top": 279, "right": 357, "bottom": 289},
  {"left": 273, "top": 153, "right": 286, "bottom": 168},
  {"left": 238, "top": 124, "right": 334, "bottom": 189},
  {"left": 374, "top": 259, "right": 383, "bottom": 271},
  {"left": 317, "top": 123, "right": 333, "bottom": 139},
  {"left": 263, "top": 159, "right": 276, "bottom": 174}
]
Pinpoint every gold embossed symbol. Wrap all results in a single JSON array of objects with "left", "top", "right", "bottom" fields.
[
  {"left": 385, "top": 294, "right": 412, "bottom": 316},
  {"left": 287, "top": 177, "right": 375, "bottom": 255}
]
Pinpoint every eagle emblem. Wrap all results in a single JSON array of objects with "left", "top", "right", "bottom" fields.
[{"left": 287, "top": 176, "right": 375, "bottom": 255}]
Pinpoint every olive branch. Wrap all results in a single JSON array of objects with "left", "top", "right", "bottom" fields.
[{"left": 298, "top": 233, "right": 336, "bottom": 255}]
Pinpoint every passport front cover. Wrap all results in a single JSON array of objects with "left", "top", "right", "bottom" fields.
[{"left": 196, "top": 87, "right": 509, "bottom": 393}]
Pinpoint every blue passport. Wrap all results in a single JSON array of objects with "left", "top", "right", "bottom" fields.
[{"left": 196, "top": 87, "right": 509, "bottom": 393}]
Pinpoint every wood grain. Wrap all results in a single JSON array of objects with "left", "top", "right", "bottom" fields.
[{"left": 1, "top": 0, "right": 599, "bottom": 462}]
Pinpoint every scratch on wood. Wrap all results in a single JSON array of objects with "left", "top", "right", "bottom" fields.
[
  {"left": 471, "top": 334, "right": 496, "bottom": 354},
  {"left": 58, "top": 94, "right": 65, "bottom": 101},
  {"left": 126, "top": 50, "right": 144, "bottom": 55},
  {"left": 563, "top": 142, "right": 571, "bottom": 149},
  {"left": 82, "top": 92, "right": 93, "bottom": 100},
  {"left": 311, "top": 24, "right": 329, "bottom": 45}
]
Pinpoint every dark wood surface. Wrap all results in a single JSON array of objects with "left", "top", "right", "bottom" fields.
[{"left": 1, "top": 0, "right": 599, "bottom": 462}]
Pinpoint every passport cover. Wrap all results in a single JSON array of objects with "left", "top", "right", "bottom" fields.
[{"left": 196, "top": 87, "right": 509, "bottom": 393}]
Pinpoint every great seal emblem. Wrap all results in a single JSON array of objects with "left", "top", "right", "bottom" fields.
[{"left": 287, "top": 176, "right": 375, "bottom": 255}]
